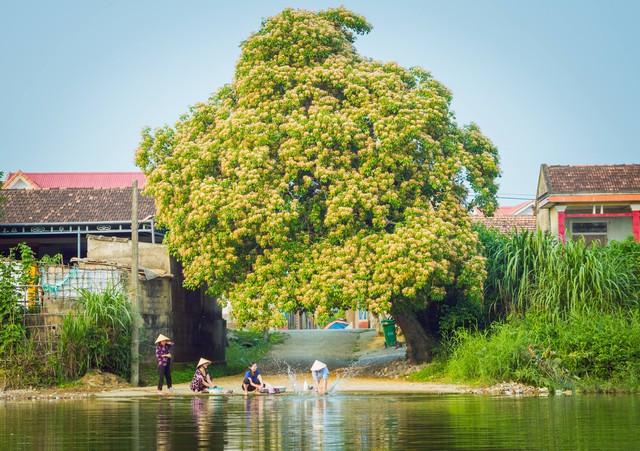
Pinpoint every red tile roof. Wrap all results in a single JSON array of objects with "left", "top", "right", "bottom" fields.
[
  {"left": 472, "top": 200, "right": 534, "bottom": 217},
  {"left": 473, "top": 215, "right": 536, "bottom": 233},
  {"left": 3, "top": 171, "right": 146, "bottom": 189},
  {"left": 0, "top": 188, "right": 155, "bottom": 224},
  {"left": 543, "top": 164, "right": 640, "bottom": 194}
]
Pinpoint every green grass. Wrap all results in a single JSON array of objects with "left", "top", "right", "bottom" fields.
[{"left": 423, "top": 309, "right": 640, "bottom": 393}]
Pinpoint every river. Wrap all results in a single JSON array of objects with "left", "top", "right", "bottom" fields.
[{"left": 2, "top": 392, "right": 639, "bottom": 450}]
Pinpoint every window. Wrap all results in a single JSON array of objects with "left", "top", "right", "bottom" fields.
[{"left": 571, "top": 221, "right": 607, "bottom": 246}]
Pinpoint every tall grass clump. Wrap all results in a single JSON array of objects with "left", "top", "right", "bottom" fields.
[
  {"left": 482, "top": 230, "right": 640, "bottom": 321},
  {"left": 444, "top": 322, "right": 530, "bottom": 384},
  {"left": 59, "top": 286, "right": 136, "bottom": 380}
]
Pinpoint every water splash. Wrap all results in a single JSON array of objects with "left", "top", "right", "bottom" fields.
[
  {"left": 270, "top": 359, "right": 313, "bottom": 396},
  {"left": 327, "top": 359, "right": 361, "bottom": 394}
]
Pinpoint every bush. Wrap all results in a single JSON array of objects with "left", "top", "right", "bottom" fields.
[
  {"left": 59, "top": 286, "right": 135, "bottom": 380},
  {"left": 442, "top": 310, "right": 640, "bottom": 392},
  {"left": 444, "top": 321, "right": 533, "bottom": 384}
]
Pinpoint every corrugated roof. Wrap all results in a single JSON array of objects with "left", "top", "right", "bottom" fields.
[
  {"left": 3, "top": 171, "right": 146, "bottom": 189},
  {"left": 0, "top": 188, "right": 155, "bottom": 224},
  {"left": 544, "top": 164, "right": 640, "bottom": 194}
]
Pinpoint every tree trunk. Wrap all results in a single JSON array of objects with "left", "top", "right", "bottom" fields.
[{"left": 392, "top": 308, "right": 437, "bottom": 363}]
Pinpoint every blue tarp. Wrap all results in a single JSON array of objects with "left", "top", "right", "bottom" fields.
[{"left": 325, "top": 320, "right": 349, "bottom": 330}]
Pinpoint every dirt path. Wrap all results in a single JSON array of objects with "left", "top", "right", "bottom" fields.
[{"left": 259, "top": 329, "right": 390, "bottom": 372}]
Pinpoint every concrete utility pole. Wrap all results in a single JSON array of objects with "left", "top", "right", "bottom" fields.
[{"left": 130, "top": 180, "right": 140, "bottom": 386}]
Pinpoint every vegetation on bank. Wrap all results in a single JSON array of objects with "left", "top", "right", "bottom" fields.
[{"left": 410, "top": 229, "right": 640, "bottom": 393}]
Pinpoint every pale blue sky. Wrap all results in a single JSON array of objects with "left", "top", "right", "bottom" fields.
[{"left": 1, "top": 1, "right": 638, "bottom": 204}]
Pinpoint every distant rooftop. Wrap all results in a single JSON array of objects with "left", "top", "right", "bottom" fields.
[
  {"left": 2, "top": 171, "right": 146, "bottom": 190},
  {"left": 471, "top": 200, "right": 534, "bottom": 217},
  {"left": 473, "top": 215, "right": 536, "bottom": 233},
  {"left": 541, "top": 164, "right": 640, "bottom": 195},
  {"left": 0, "top": 188, "right": 155, "bottom": 224}
]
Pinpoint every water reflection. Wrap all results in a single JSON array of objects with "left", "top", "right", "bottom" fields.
[
  {"left": 310, "top": 396, "right": 329, "bottom": 448},
  {"left": 2, "top": 394, "right": 640, "bottom": 449},
  {"left": 190, "top": 397, "right": 228, "bottom": 449},
  {"left": 156, "top": 398, "right": 171, "bottom": 451}
]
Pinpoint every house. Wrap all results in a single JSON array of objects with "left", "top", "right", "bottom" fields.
[
  {"left": 1, "top": 171, "right": 226, "bottom": 363},
  {"left": 2, "top": 170, "right": 146, "bottom": 190},
  {"left": 1, "top": 171, "right": 158, "bottom": 260},
  {"left": 471, "top": 200, "right": 537, "bottom": 234},
  {"left": 0, "top": 187, "right": 159, "bottom": 261},
  {"left": 536, "top": 164, "right": 640, "bottom": 244}
]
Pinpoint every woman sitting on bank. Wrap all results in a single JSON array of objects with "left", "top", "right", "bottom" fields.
[
  {"left": 190, "top": 358, "right": 216, "bottom": 393},
  {"left": 242, "top": 362, "right": 269, "bottom": 394}
]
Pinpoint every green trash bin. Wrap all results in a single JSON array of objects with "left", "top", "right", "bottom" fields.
[{"left": 381, "top": 319, "right": 397, "bottom": 348}]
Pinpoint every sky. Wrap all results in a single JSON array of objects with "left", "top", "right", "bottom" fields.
[{"left": 1, "top": 1, "right": 638, "bottom": 205}]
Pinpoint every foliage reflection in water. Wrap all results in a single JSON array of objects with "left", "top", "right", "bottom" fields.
[{"left": 2, "top": 393, "right": 640, "bottom": 450}]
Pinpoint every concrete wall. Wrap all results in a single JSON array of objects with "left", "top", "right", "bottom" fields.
[
  {"left": 87, "top": 235, "right": 226, "bottom": 364},
  {"left": 87, "top": 235, "right": 171, "bottom": 273},
  {"left": 168, "top": 257, "right": 226, "bottom": 364},
  {"left": 536, "top": 207, "right": 550, "bottom": 233}
]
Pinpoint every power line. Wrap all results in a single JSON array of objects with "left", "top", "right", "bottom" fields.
[{"left": 497, "top": 196, "right": 534, "bottom": 201}]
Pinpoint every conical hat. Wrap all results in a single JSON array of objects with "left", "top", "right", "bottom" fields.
[
  {"left": 310, "top": 360, "right": 326, "bottom": 371},
  {"left": 155, "top": 333, "right": 170, "bottom": 344},
  {"left": 197, "top": 358, "right": 212, "bottom": 368}
]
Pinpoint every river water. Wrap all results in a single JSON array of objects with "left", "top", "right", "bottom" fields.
[{"left": 2, "top": 393, "right": 639, "bottom": 450}]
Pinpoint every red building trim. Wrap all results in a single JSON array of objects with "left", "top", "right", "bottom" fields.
[
  {"left": 558, "top": 211, "right": 566, "bottom": 243},
  {"left": 549, "top": 194, "right": 640, "bottom": 203},
  {"left": 565, "top": 213, "right": 633, "bottom": 218},
  {"left": 633, "top": 211, "right": 640, "bottom": 242}
]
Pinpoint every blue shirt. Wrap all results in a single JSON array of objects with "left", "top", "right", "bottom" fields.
[
  {"left": 245, "top": 369, "right": 261, "bottom": 384},
  {"left": 312, "top": 366, "right": 329, "bottom": 381}
]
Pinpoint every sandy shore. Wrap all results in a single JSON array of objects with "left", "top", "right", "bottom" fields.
[{"left": 90, "top": 374, "right": 467, "bottom": 399}]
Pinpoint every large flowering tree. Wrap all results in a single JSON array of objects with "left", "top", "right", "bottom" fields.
[{"left": 136, "top": 7, "right": 499, "bottom": 362}]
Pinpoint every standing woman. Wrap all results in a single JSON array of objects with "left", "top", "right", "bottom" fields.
[{"left": 155, "top": 334, "right": 174, "bottom": 394}]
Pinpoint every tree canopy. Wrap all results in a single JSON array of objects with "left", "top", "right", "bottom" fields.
[{"left": 136, "top": 7, "right": 500, "bottom": 361}]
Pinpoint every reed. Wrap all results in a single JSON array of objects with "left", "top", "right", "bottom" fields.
[
  {"left": 59, "top": 286, "right": 134, "bottom": 379},
  {"left": 482, "top": 230, "right": 640, "bottom": 322}
]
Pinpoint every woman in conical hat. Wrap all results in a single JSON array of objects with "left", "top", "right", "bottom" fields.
[
  {"left": 155, "top": 333, "right": 174, "bottom": 394},
  {"left": 190, "top": 357, "right": 216, "bottom": 393},
  {"left": 310, "top": 360, "right": 329, "bottom": 395}
]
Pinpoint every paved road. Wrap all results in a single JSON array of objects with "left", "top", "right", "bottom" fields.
[{"left": 259, "top": 329, "right": 405, "bottom": 373}]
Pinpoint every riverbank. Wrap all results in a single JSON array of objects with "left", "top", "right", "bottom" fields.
[
  {"left": 0, "top": 375, "right": 467, "bottom": 401},
  {"left": 0, "top": 329, "right": 556, "bottom": 401},
  {"left": 0, "top": 330, "right": 468, "bottom": 400}
]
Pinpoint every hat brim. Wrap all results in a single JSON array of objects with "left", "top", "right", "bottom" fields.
[
  {"left": 197, "top": 358, "right": 212, "bottom": 368},
  {"left": 310, "top": 360, "right": 326, "bottom": 371},
  {"left": 155, "top": 334, "right": 170, "bottom": 343}
]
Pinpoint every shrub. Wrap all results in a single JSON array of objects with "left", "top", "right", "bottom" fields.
[
  {"left": 443, "top": 309, "right": 640, "bottom": 392},
  {"left": 479, "top": 230, "right": 640, "bottom": 322},
  {"left": 59, "top": 286, "right": 135, "bottom": 380}
]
